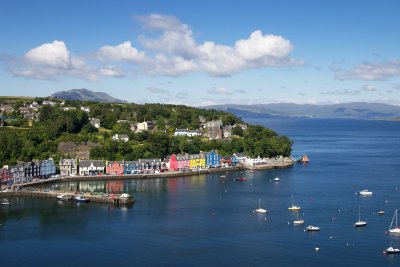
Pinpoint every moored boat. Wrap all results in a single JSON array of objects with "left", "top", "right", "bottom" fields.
[
  {"left": 388, "top": 209, "right": 400, "bottom": 234},
  {"left": 57, "top": 194, "right": 73, "bottom": 201},
  {"left": 293, "top": 210, "right": 304, "bottom": 225},
  {"left": 236, "top": 177, "right": 247, "bottom": 182},
  {"left": 75, "top": 195, "right": 90, "bottom": 203},
  {"left": 298, "top": 154, "right": 309, "bottom": 163},
  {"left": 354, "top": 207, "right": 367, "bottom": 227},
  {"left": 273, "top": 177, "right": 280, "bottom": 182},
  {"left": 288, "top": 194, "right": 301, "bottom": 211},
  {"left": 384, "top": 246, "right": 400, "bottom": 255},
  {"left": 120, "top": 193, "right": 130, "bottom": 198},
  {"left": 359, "top": 189, "right": 373, "bottom": 196},
  {"left": 254, "top": 198, "right": 267, "bottom": 214},
  {"left": 306, "top": 225, "right": 320, "bottom": 231}
]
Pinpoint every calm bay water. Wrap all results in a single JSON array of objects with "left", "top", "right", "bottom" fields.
[{"left": 1, "top": 118, "right": 400, "bottom": 267}]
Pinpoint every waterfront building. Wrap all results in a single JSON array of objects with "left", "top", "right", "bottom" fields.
[
  {"left": 168, "top": 154, "right": 178, "bottom": 171},
  {"left": 204, "top": 150, "right": 221, "bottom": 168},
  {"left": 139, "top": 158, "right": 162, "bottom": 173},
  {"left": 174, "top": 129, "right": 203, "bottom": 137},
  {"left": 244, "top": 157, "right": 267, "bottom": 166},
  {"left": 177, "top": 155, "right": 190, "bottom": 171},
  {"left": 79, "top": 160, "right": 105, "bottom": 176},
  {"left": 230, "top": 155, "right": 239, "bottom": 166},
  {"left": 59, "top": 158, "right": 78, "bottom": 176},
  {"left": 9, "top": 164, "right": 25, "bottom": 183},
  {"left": 106, "top": 161, "right": 124, "bottom": 175},
  {"left": 39, "top": 158, "right": 56, "bottom": 178},
  {"left": 0, "top": 166, "right": 12, "bottom": 185},
  {"left": 189, "top": 153, "right": 206, "bottom": 169},
  {"left": 220, "top": 156, "right": 232, "bottom": 167},
  {"left": 24, "top": 161, "right": 41, "bottom": 182},
  {"left": 233, "top": 153, "right": 247, "bottom": 165},
  {"left": 124, "top": 161, "right": 141, "bottom": 174}
]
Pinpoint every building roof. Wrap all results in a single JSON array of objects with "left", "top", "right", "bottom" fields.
[{"left": 79, "top": 160, "right": 105, "bottom": 168}]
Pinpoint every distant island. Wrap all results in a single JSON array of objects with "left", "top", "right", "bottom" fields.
[{"left": 207, "top": 102, "right": 400, "bottom": 119}]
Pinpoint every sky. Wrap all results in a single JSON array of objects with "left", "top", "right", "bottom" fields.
[{"left": 0, "top": 0, "right": 400, "bottom": 106}]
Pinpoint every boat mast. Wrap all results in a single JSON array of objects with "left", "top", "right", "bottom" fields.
[{"left": 390, "top": 209, "right": 397, "bottom": 230}]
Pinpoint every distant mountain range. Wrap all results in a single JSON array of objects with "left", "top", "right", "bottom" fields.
[
  {"left": 206, "top": 102, "right": 400, "bottom": 119},
  {"left": 51, "top": 88, "right": 127, "bottom": 103}
]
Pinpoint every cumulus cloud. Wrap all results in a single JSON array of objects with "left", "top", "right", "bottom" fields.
[
  {"left": 96, "top": 41, "right": 145, "bottom": 62},
  {"left": 208, "top": 86, "right": 231, "bottom": 95},
  {"left": 361, "top": 84, "right": 378, "bottom": 92},
  {"left": 336, "top": 60, "right": 400, "bottom": 81},
  {"left": 5, "top": 14, "right": 301, "bottom": 81},
  {"left": 146, "top": 86, "right": 169, "bottom": 95},
  {"left": 9, "top": 40, "right": 98, "bottom": 81}
]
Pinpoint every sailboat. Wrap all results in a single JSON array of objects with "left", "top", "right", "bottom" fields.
[
  {"left": 388, "top": 209, "right": 400, "bottom": 234},
  {"left": 288, "top": 194, "right": 301, "bottom": 211},
  {"left": 354, "top": 206, "right": 367, "bottom": 227},
  {"left": 293, "top": 210, "right": 304, "bottom": 225},
  {"left": 255, "top": 198, "right": 267, "bottom": 214}
]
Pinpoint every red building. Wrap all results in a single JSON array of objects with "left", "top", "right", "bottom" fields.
[
  {"left": 106, "top": 161, "right": 124, "bottom": 175},
  {"left": 168, "top": 154, "right": 178, "bottom": 171},
  {"left": 1, "top": 166, "right": 12, "bottom": 185}
]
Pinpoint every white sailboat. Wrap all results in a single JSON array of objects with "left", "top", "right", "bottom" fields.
[
  {"left": 293, "top": 210, "right": 304, "bottom": 225},
  {"left": 255, "top": 198, "right": 267, "bottom": 214},
  {"left": 388, "top": 209, "right": 400, "bottom": 234},
  {"left": 354, "top": 206, "right": 367, "bottom": 227},
  {"left": 288, "top": 194, "right": 301, "bottom": 211}
]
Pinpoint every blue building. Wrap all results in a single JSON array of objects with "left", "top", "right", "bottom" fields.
[
  {"left": 204, "top": 150, "right": 221, "bottom": 168},
  {"left": 124, "top": 161, "right": 141, "bottom": 174},
  {"left": 40, "top": 158, "right": 56, "bottom": 178}
]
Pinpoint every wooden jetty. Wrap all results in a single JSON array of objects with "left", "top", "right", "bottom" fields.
[{"left": 0, "top": 190, "right": 134, "bottom": 207}]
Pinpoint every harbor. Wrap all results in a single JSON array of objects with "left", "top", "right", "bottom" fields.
[{"left": 0, "top": 190, "right": 134, "bottom": 206}]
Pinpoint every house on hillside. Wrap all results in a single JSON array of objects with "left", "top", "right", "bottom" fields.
[
  {"left": 89, "top": 118, "right": 101, "bottom": 129},
  {"left": 174, "top": 129, "right": 203, "bottom": 137},
  {"left": 205, "top": 119, "right": 223, "bottom": 140},
  {"left": 112, "top": 134, "right": 129, "bottom": 142},
  {"left": 40, "top": 158, "right": 56, "bottom": 178},
  {"left": 136, "top": 121, "right": 155, "bottom": 132}
]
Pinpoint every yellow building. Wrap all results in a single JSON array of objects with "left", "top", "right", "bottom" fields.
[{"left": 189, "top": 154, "right": 206, "bottom": 169}]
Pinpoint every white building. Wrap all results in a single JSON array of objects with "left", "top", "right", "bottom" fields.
[
  {"left": 112, "top": 134, "right": 129, "bottom": 142},
  {"left": 136, "top": 121, "right": 154, "bottom": 132},
  {"left": 174, "top": 129, "right": 203, "bottom": 137},
  {"left": 79, "top": 160, "right": 105, "bottom": 176},
  {"left": 90, "top": 118, "right": 101, "bottom": 129},
  {"left": 244, "top": 157, "right": 267, "bottom": 166}
]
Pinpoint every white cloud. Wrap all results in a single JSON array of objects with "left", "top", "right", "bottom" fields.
[
  {"left": 10, "top": 40, "right": 98, "bottom": 81},
  {"left": 361, "top": 84, "right": 378, "bottom": 92},
  {"left": 336, "top": 60, "right": 400, "bottom": 81},
  {"left": 208, "top": 86, "right": 231, "bottom": 95},
  {"left": 143, "top": 54, "right": 197, "bottom": 76},
  {"left": 99, "top": 66, "right": 124, "bottom": 77},
  {"left": 97, "top": 41, "right": 145, "bottom": 62},
  {"left": 320, "top": 89, "right": 360, "bottom": 95}
]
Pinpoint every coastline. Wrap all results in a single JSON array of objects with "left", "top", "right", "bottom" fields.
[{"left": 9, "top": 158, "right": 294, "bottom": 189}]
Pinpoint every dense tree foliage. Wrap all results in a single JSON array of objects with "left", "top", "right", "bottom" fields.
[{"left": 0, "top": 100, "right": 292, "bottom": 166}]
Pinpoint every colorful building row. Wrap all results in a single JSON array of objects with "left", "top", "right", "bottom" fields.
[{"left": 0, "top": 158, "right": 56, "bottom": 185}]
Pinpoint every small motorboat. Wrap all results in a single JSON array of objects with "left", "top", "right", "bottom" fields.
[
  {"left": 298, "top": 154, "right": 309, "bottom": 163},
  {"left": 75, "top": 195, "right": 90, "bottom": 203},
  {"left": 306, "top": 225, "right": 320, "bottom": 232},
  {"left": 57, "top": 194, "right": 73, "bottom": 201},
  {"left": 359, "top": 189, "right": 373, "bottom": 196},
  {"left": 1, "top": 201, "right": 10, "bottom": 205},
  {"left": 120, "top": 193, "right": 130, "bottom": 198},
  {"left": 378, "top": 211, "right": 385, "bottom": 215},
  {"left": 273, "top": 177, "right": 280, "bottom": 182},
  {"left": 384, "top": 246, "right": 400, "bottom": 255},
  {"left": 219, "top": 175, "right": 226, "bottom": 178},
  {"left": 236, "top": 177, "right": 247, "bottom": 182}
]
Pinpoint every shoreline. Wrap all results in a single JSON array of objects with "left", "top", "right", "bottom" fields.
[{"left": 10, "top": 159, "right": 294, "bottom": 189}]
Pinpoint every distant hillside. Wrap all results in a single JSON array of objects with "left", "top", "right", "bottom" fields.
[
  {"left": 206, "top": 102, "right": 400, "bottom": 119},
  {"left": 51, "top": 88, "right": 127, "bottom": 103}
]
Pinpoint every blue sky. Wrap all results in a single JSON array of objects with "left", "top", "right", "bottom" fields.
[{"left": 1, "top": 0, "right": 400, "bottom": 106}]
